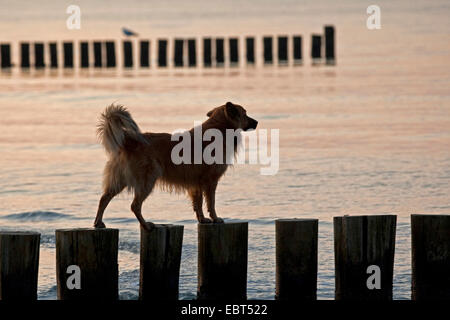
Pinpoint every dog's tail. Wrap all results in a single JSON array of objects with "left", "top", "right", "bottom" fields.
[{"left": 97, "top": 104, "right": 147, "bottom": 155}]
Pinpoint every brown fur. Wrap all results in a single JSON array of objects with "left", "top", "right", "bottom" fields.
[{"left": 94, "top": 102, "right": 258, "bottom": 230}]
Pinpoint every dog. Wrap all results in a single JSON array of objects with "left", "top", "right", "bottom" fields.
[{"left": 94, "top": 102, "right": 258, "bottom": 230}]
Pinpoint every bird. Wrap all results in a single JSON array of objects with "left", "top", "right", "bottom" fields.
[{"left": 122, "top": 27, "right": 138, "bottom": 37}]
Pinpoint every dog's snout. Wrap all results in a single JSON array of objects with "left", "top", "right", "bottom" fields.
[{"left": 245, "top": 117, "right": 258, "bottom": 131}]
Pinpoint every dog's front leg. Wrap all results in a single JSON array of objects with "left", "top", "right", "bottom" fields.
[
  {"left": 204, "top": 182, "right": 224, "bottom": 223},
  {"left": 189, "top": 189, "right": 211, "bottom": 223}
]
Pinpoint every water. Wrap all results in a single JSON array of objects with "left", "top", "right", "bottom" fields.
[{"left": 0, "top": 0, "right": 449, "bottom": 300}]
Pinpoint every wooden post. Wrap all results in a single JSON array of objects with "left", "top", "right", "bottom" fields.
[
  {"left": 229, "top": 38, "right": 238, "bottom": 66},
  {"left": 275, "top": 219, "right": 318, "bottom": 300},
  {"left": 197, "top": 222, "right": 248, "bottom": 300},
  {"left": 293, "top": 36, "right": 302, "bottom": 65},
  {"left": 93, "top": 41, "right": 103, "bottom": 68},
  {"left": 215, "top": 38, "right": 224, "bottom": 66},
  {"left": 324, "top": 25, "right": 335, "bottom": 65},
  {"left": 411, "top": 214, "right": 450, "bottom": 300},
  {"left": 56, "top": 228, "right": 119, "bottom": 300},
  {"left": 80, "top": 41, "right": 89, "bottom": 68},
  {"left": 34, "top": 43, "right": 45, "bottom": 68},
  {"left": 0, "top": 44, "right": 12, "bottom": 68},
  {"left": 139, "top": 224, "right": 184, "bottom": 300},
  {"left": 49, "top": 42, "right": 58, "bottom": 68},
  {"left": 158, "top": 39, "right": 167, "bottom": 67},
  {"left": 174, "top": 39, "right": 184, "bottom": 67},
  {"left": 203, "top": 38, "right": 212, "bottom": 67},
  {"left": 278, "top": 36, "right": 288, "bottom": 65},
  {"left": 334, "top": 215, "right": 396, "bottom": 300},
  {"left": 263, "top": 36, "right": 273, "bottom": 64},
  {"left": 105, "top": 41, "right": 116, "bottom": 68},
  {"left": 21, "top": 43, "right": 30, "bottom": 68},
  {"left": 63, "top": 42, "right": 73, "bottom": 68},
  {"left": 0, "top": 231, "right": 40, "bottom": 300},
  {"left": 140, "top": 40, "right": 150, "bottom": 68},
  {"left": 311, "top": 35, "right": 322, "bottom": 64},
  {"left": 246, "top": 37, "right": 255, "bottom": 65},
  {"left": 188, "top": 39, "right": 196, "bottom": 67},
  {"left": 123, "top": 40, "right": 133, "bottom": 68}
]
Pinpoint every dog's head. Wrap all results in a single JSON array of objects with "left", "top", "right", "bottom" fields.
[{"left": 207, "top": 102, "right": 258, "bottom": 131}]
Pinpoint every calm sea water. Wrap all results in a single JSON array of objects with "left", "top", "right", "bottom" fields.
[{"left": 0, "top": 0, "right": 449, "bottom": 300}]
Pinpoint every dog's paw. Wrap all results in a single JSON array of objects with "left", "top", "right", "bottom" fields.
[
  {"left": 212, "top": 217, "right": 224, "bottom": 224},
  {"left": 94, "top": 221, "right": 106, "bottom": 229},
  {"left": 198, "top": 217, "right": 212, "bottom": 224},
  {"left": 141, "top": 222, "right": 155, "bottom": 232}
]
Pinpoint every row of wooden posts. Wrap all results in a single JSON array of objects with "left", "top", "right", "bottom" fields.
[
  {"left": 0, "top": 214, "right": 448, "bottom": 301},
  {"left": 0, "top": 26, "right": 335, "bottom": 70}
]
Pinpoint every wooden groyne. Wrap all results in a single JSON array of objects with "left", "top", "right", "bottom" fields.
[
  {"left": 0, "top": 26, "right": 335, "bottom": 70},
  {"left": 411, "top": 214, "right": 450, "bottom": 300},
  {"left": 275, "top": 219, "right": 318, "bottom": 300},
  {"left": 334, "top": 215, "right": 396, "bottom": 300},
  {"left": 197, "top": 222, "right": 248, "bottom": 300},
  {"left": 55, "top": 228, "right": 119, "bottom": 300},
  {"left": 0, "top": 231, "right": 40, "bottom": 300},
  {"left": 0, "top": 214, "right": 448, "bottom": 300},
  {"left": 139, "top": 223, "right": 184, "bottom": 300}
]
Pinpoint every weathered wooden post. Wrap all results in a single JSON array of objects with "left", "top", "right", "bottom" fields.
[
  {"left": 293, "top": 36, "right": 302, "bottom": 65},
  {"left": 140, "top": 40, "right": 150, "bottom": 68},
  {"left": 215, "top": 38, "right": 224, "bottom": 66},
  {"left": 34, "top": 43, "right": 45, "bottom": 68},
  {"left": 188, "top": 39, "right": 196, "bottom": 67},
  {"left": 324, "top": 25, "right": 335, "bottom": 65},
  {"left": 263, "top": 36, "right": 273, "bottom": 64},
  {"left": 203, "top": 38, "right": 212, "bottom": 67},
  {"left": 277, "top": 36, "right": 288, "bottom": 65},
  {"left": 21, "top": 43, "right": 30, "bottom": 68},
  {"left": 275, "top": 219, "right": 318, "bottom": 300},
  {"left": 63, "top": 42, "right": 73, "bottom": 68},
  {"left": 93, "top": 41, "right": 103, "bottom": 68},
  {"left": 411, "top": 214, "right": 450, "bottom": 300},
  {"left": 56, "top": 228, "right": 119, "bottom": 300},
  {"left": 0, "top": 231, "right": 40, "bottom": 300},
  {"left": 139, "top": 224, "right": 184, "bottom": 300},
  {"left": 174, "top": 39, "right": 184, "bottom": 67},
  {"left": 198, "top": 222, "right": 248, "bottom": 300},
  {"left": 246, "top": 37, "right": 255, "bottom": 65},
  {"left": 49, "top": 42, "right": 58, "bottom": 68},
  {"left": 80, "top": 41, "right": 89, "bottom": 68},
  {"left": 105, "top": 41, "right": 116, "bottom": 68},
  {"left": 158, "top": 39, "right": 167, "bottom": 67},
  {"left": 0, "top": 44, "right": 12, "bottom": 68},
  {"left": 123, "top": 40, "right": 133, "bottom": 68},
  {"left": 334, "top": 215, "right": 396, "bottom": 300},
  {"left": 229, "top": 38, "right": 238, "bottom": 66},
  {"left": 311, "top": 35, "right": 322, "bottom": 64}
]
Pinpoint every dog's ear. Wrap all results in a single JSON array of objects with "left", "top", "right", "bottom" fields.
[
  {"left": 225, "top": 102, "right": 239, "bottom": 119},
  {"left": 206, "top": 108, "right": 216, "bottom": 117}
]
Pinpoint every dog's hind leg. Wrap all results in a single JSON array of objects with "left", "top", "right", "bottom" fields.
[
  {"left": 189, "top": 188, "right": 212, "bottom": 223},
  {"left": 94, "top": 159, "right": 126, "bottom": 228},
  {"left": 131, "top": 177, "right": 158, "bottom": 231},
  {"left": 94, "top": 187, "right": 124, "bottom": 228},
  {"left": 204, "top": 181, "right": 224, "bottom": 223}
]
